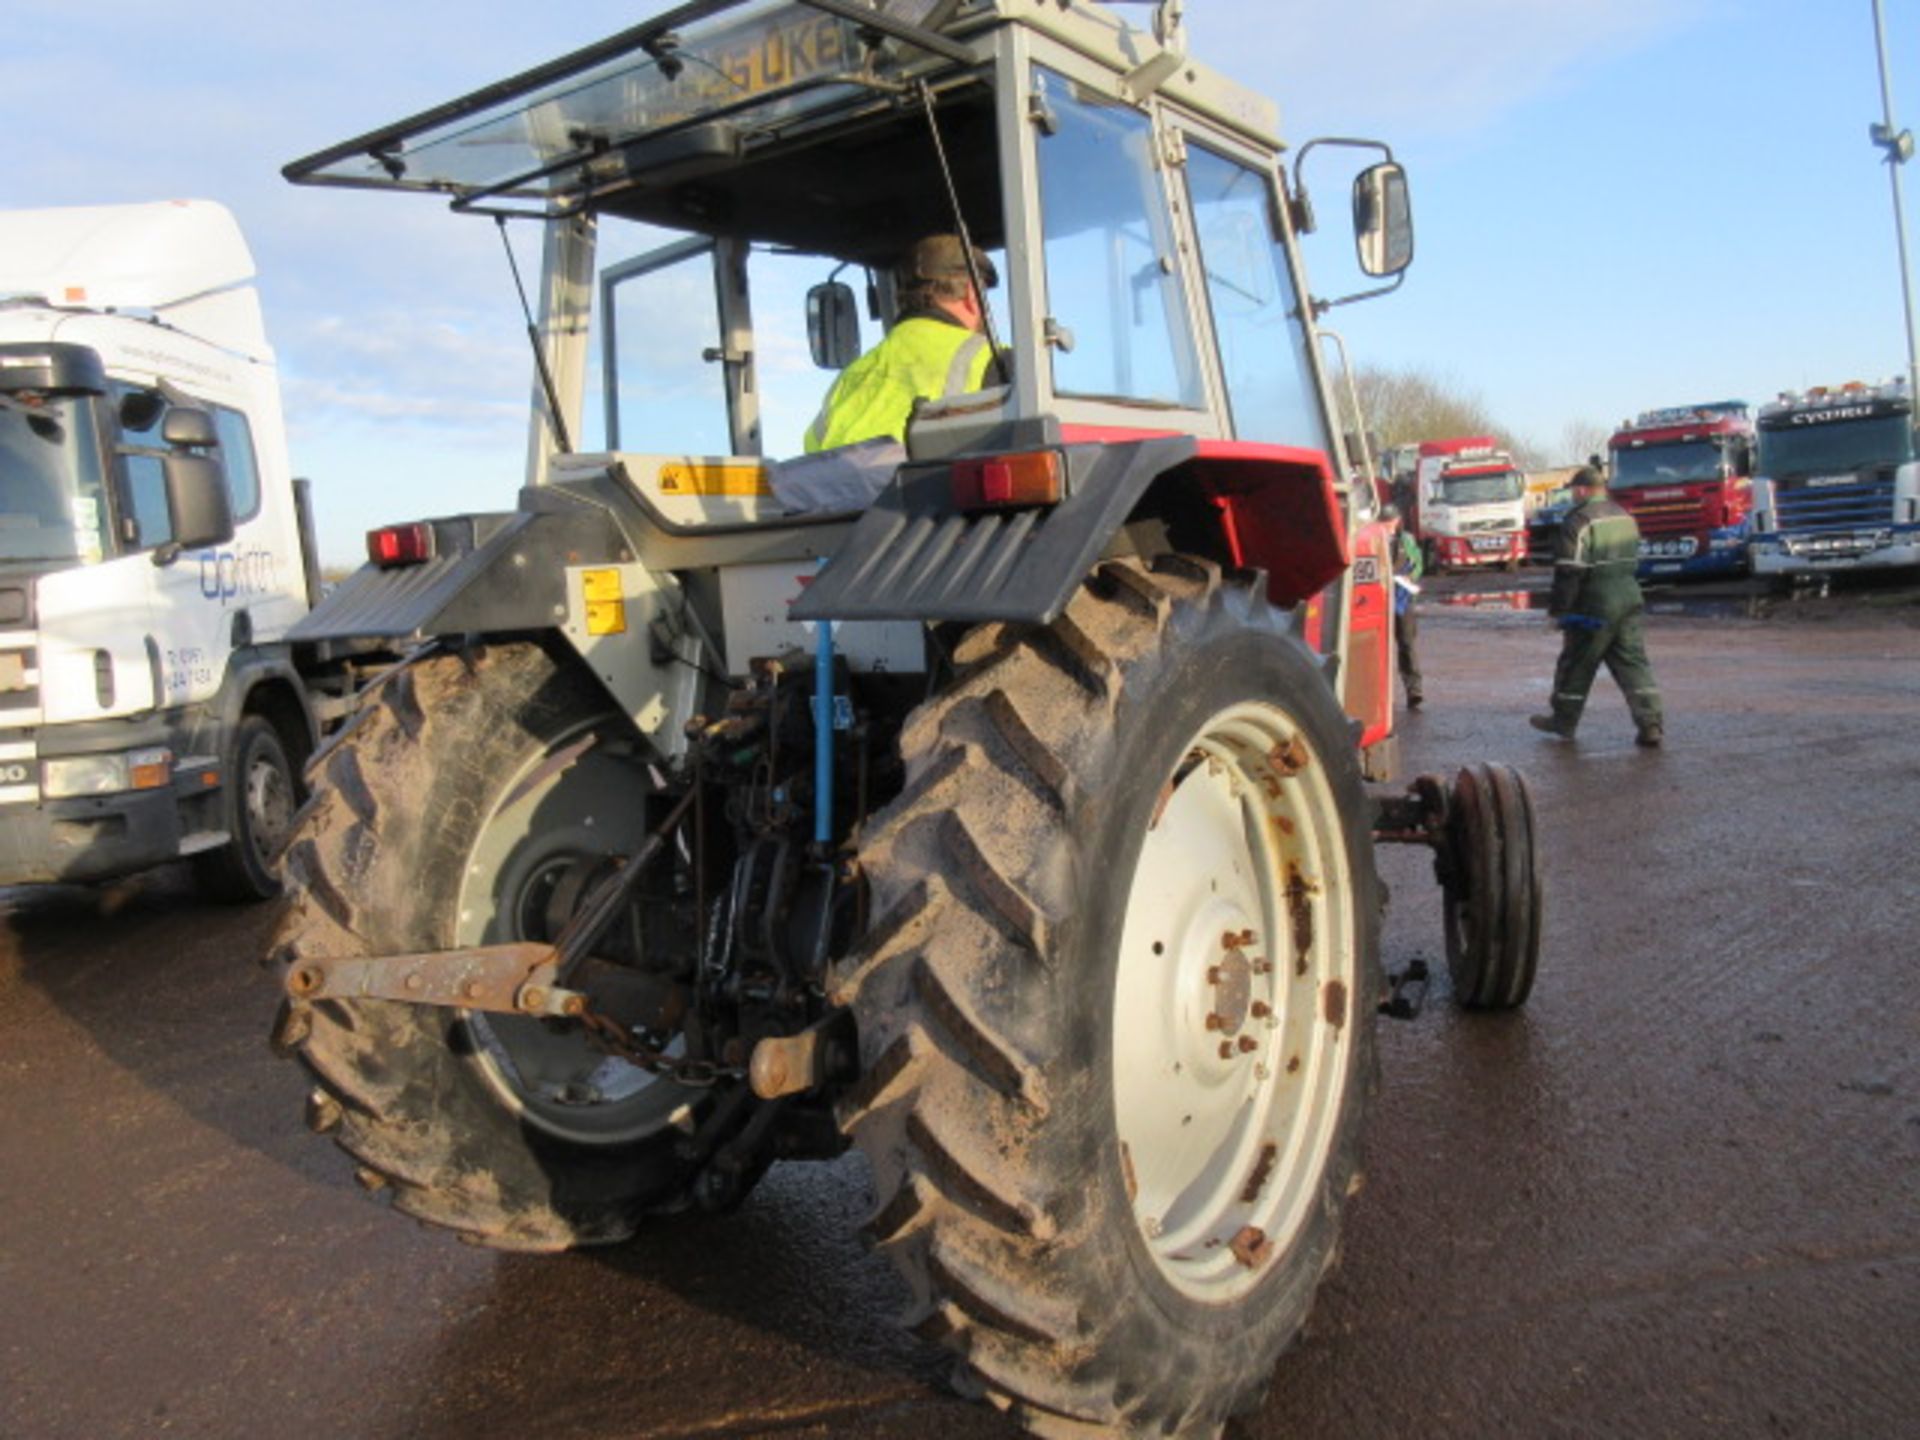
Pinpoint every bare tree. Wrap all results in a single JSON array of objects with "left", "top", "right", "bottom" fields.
[
  {"left": 1348, "top": 364, "right": 1520, "bottom": 459},
  {"left": 1557, "top": 418, "right": 1614, "bottom": 468}
]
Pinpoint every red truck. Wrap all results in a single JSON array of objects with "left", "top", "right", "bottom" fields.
[{"left": 1605, "top": 401, "right": 1755, "bottom": 579}]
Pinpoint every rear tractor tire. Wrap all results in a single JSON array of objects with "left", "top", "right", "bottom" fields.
[
  {"left": 271, "top": 643, "right": 706, "bottom": 1250},
  {"left": 838, "top": 556, "right": 1381, "bottom": 1437}
]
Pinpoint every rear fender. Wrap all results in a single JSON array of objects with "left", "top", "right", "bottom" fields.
[
  {"left": 792, "top": 434, "right": 1350, "bottom": 625},
  {"left": 286, "top": 506, "right": 626, "bottom": 645},
  {"left": 1125, "top": 438, "right": 1351, "bottom": 610}
]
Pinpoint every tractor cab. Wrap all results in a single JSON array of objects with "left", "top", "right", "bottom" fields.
[{"left": 290, "top": 0, "right": 1411, "bottom": 687}]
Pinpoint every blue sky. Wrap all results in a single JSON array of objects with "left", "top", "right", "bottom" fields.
[{"left": 6, "top": 1, "right": 1916, "bottom": 564}]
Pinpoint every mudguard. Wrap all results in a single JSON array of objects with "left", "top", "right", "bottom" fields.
[
  {"left": 792, "top": 436, "right": 1196, "bottom": 625},
  {"left": 287, "top": 503, "right": 626, "bottom": 644}
]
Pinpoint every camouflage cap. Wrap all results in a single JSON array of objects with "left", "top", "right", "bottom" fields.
[{"left": 900, "top": 233, "right": 998, "bottom": 290}]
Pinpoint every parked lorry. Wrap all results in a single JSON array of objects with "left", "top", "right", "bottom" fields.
[
  {"left": 1749, "top": 378, "right": 1919, "bottom": 578},
  {"left": 1410, "top": 436, "right": 1529, "bottom": 569},
  {"left": 1605, "top": 401, "right": 1754, "bottom": 579},
  {"left": 0, "top": 200, "right": 370, "bottom": 898},
  {"left": 268, "top": 3, "right": 1542, "bottom": 1435}
]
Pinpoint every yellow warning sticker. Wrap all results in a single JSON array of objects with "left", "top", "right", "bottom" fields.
[
  {"left": 580, "top": 568, "right": 623, "bottom": 602},
  {"left": 657, "top": 462, "right": 771, "bottom": 497}
]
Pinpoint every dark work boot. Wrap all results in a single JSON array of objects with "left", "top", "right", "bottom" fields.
[
  {"left": 1407, "top": 688, "right": 1424, "bottom": 710},
  {"left": 1529, "top": 713, "right": 1575, "bottom": 739},
  {"left": 1635, "top": 724, "right": 1664, "bottom": 748}
]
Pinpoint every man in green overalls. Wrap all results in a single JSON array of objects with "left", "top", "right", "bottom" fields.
[
  {"left": 804, "top": 234, "right": 998, "bottom": 453},
  {"left": 1530, "top": 466, "right": 1665, "bottom": 747}
]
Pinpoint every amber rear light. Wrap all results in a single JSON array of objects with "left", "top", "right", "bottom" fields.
[
  {"left": 367, "top": 522, "right": 434, "bottom": 567},
  {"left": 950, "top": 450, "right": 1065, "bottom": 510}
]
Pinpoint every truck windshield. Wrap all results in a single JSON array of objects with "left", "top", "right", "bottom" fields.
[
  {"left": 1758, "top": 415, "right": 1917, "bottom": 477},
  {"left": 0, "top": 395, "right": 112, "bottom": 565},
  {"left": 1611, "top": 438, "right": 1724, "bottom": 488},
  {"left": 1441, "top": 469, "right": 1522, "bottom": 505}
]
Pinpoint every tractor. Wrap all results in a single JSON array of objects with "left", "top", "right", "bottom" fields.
[{"left": 271, "top": 2, "right": 1541, "bottom": 1434}]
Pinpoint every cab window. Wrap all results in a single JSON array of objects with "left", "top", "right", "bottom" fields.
[
  {"left": 113, "top": 386, "right": 257, "bottom": 547},
  {"left": 115, "top": 391, "right": 172, "bottom": 547},
  {"left": 1184, "top": 143, "right": 1330, "bottom": 452},
  {"left": 211, "top": 409, "right": 261, "bottom": 520},
  {"left": 601, "top": 241, "right": 732, "bottom": 458},
  {"left": 1033, "top": 68, "right": 1202, "bottom": 409}
]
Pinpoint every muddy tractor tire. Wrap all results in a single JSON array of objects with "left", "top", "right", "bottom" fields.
[
  {"left": 1440, "top": 762, "right": 1542, "bottom": 1009},
  {"left": 270, "top": 643, "right": 705, "bottom": 1250},
  {"left": 838, "top": 556, "right": 1381, "bottom": 1437},
  {"left": 194, "top": 712, "right": 299, "bottom": 903}
]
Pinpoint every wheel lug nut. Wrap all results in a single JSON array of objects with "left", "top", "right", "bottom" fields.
[
  {"left": 1205, "top": 1012, "right": 1227, "bottom": 1031},
  {"left": 1218, "top": 1041, "right": 1234, "bottom": 1060},
  {"left": 1237, "top": 1036, "right": 1258, "bottom": 1054},
  {"left": 1207, "top": 966, "right": 1224, "bottom": 985},
  {"left": 1250, "top": 1001, "right": 1271, "bottom": 1019}
]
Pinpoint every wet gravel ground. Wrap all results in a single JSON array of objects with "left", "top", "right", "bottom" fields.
[{"left": 1, "top": 572, "right": 1916, "bottom": 1440}]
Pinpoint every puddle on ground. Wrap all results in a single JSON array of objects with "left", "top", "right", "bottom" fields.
[
  {"left": 1424, "top": 572, "right": 1920, "bottom": 622},
  {"left": 1431, "top": 588, "right": 1543, "bottom": 613}
]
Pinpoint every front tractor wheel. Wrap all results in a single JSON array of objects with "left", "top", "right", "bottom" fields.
[
  {"left": 271, "top": 644, "right": 705, "bottom": 1249},
  {"left": 1440, "top": 762, "right": 1542, "bottom": 1009},
  {"left": 839, "top": 557, "right": 1380, "bottom": 1437}
]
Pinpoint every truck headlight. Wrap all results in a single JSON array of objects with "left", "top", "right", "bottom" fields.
[{"left": 43, "top": 746, "right": 173, "bottom": 798}]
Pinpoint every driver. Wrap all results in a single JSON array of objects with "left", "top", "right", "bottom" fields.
[{"left": 802, "top": 234, "right": 997, "bottom": 453}]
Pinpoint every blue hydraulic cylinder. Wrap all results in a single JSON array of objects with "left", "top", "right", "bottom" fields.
[{"left": 813, "top": 616, "right": 834, "bottom": 845}]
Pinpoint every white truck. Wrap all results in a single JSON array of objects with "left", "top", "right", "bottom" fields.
[
  {"left": 0, "top": 200, "right": 367, "bottom": 898},
  {"left": 1410, "top": 435, "right": 1529, "bottom": 570}
]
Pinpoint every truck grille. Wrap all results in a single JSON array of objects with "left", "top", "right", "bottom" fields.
[
  {"left": 1459, "top": 516, "right": 1510, "bottom": 533},
  {"left": 1774, "top": 468, "right": 1896, "bottom": 532},
  {"left": 1624, "top": 499, "right": 1701, "bottom": 537}
]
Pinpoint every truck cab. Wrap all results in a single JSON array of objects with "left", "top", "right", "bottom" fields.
[
  {"left": 1605, "top": 401, "right": 1754, "bottom": 579},
  {"left": 1749, "top": 379, "right": 1919, "bottom": 577},
  {"left": 1411, "top": 436, "right": 1528, "bottom": 570},
  {"left": 0, "top": 200, "right": 332, "bottom": 896}
]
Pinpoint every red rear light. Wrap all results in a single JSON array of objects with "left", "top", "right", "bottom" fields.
[
  {"left": 951, "top": 450, "right": 1065, "bottom": 510},
  {"left": 367, "top": 522, "right": 434, "bottom": 567}
]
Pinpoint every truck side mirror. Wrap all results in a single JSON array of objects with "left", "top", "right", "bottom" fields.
[
  {"left": 162, "top": 406, "right": 218, "bottom": 449},
  {"left": 806, "top": 281, "right": 861, "bottom": 370},
  {"left": 1353, "top": 162, "right": 1414, "bottom": 277},
  {"left": 162, "top": 452, "right": 234, "bottom": 553}
]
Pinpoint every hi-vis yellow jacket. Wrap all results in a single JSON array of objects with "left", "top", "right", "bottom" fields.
[{"left": 804, "top": 315, "right": 992, "bottom": 453}]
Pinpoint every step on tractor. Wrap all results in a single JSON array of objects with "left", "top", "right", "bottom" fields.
[{"left": 270, "top": 3, "right": 1542, "bottom": 1434}]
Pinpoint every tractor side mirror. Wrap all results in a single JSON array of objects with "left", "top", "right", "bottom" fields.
[
  {"left": 806, "top": 281, "right": 862, "bottom": 370},
  {"left": 1353, "top": 162, "right": 1414, "bottom": 277}
]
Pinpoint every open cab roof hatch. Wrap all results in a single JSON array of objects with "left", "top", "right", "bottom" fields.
[{"left": 283, "top": 0, "right": 979, "bottom": 219}]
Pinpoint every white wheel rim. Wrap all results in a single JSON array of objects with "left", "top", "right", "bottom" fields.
[{"left": 1112, "top": 701, "right": 1358, "bottom": 1303}]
